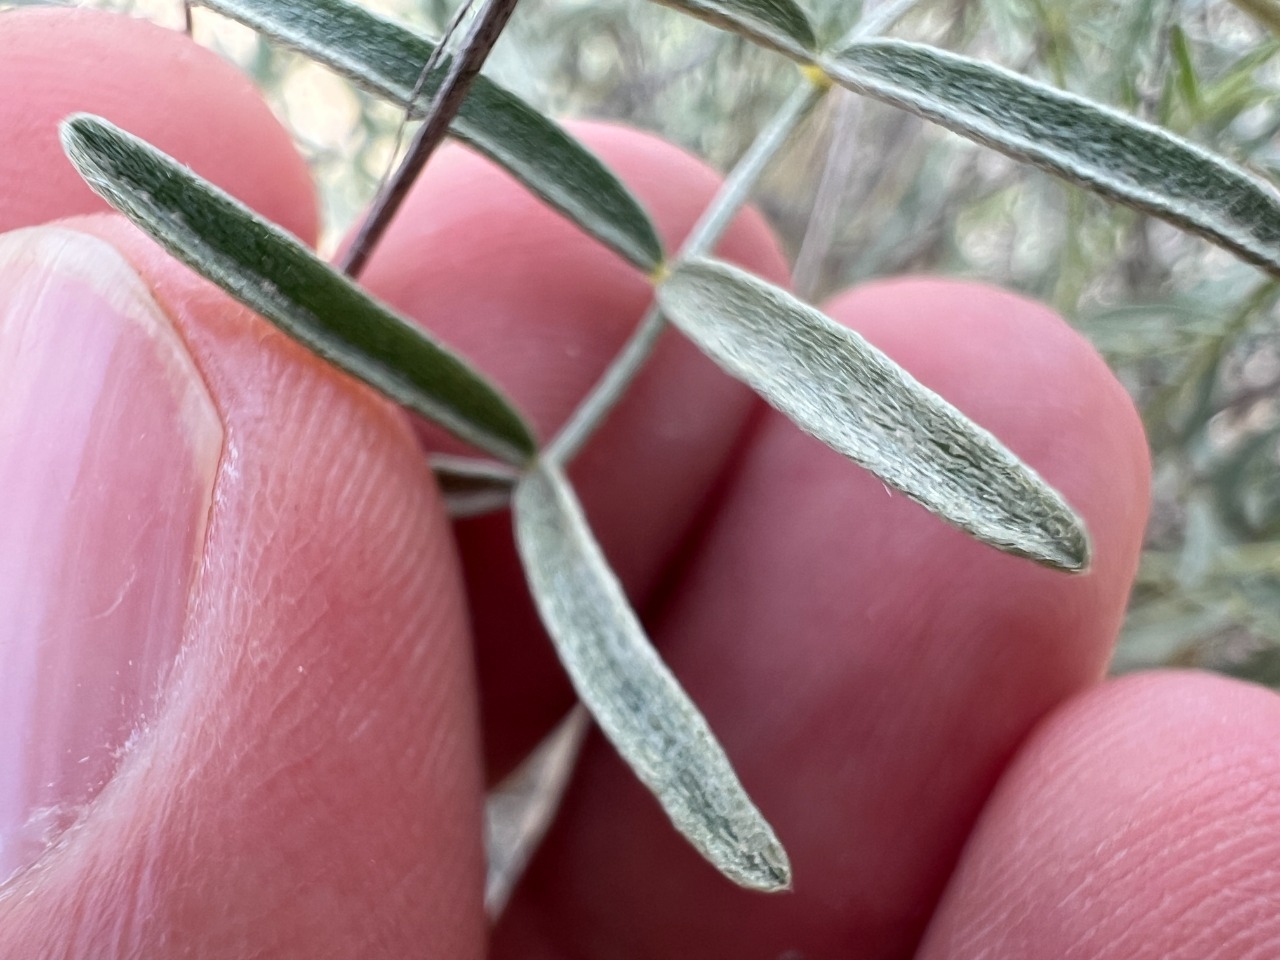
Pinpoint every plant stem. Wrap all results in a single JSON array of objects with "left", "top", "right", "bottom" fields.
[
  {"left": 546, "top": 81, "right": 827, "bottom": 465},
  {"left": 431, "top": 454, "right": 520, "bottom": 519},
  {"left": 182, "top": 0, "right": 193, "bottom": 35},
  {"left": 373, "top": 0, "right": 477, "bottom": 215},
  {"left": 843, "top": 0, "right": 918, "bottom": 45},
  {"left": 792, "top": 91, "right": 861, "bottom": 299},
  {"left": 339, "top": 0, "right": 521, "bottom": 278},
  {"left": 430, "top": 454, "right": 521, "bottom": 484},
  {"left": 484, "top": 705, "right": 589, "bottom": 919}
]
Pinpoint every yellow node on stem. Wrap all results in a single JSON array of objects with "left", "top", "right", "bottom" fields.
[{"left": 800, "top": 63, "right": 834, "bottom": 91}]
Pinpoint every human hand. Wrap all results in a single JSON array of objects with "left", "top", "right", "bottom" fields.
[{"left": 1, "top": 8, "right": 1277, "bottom": 958}]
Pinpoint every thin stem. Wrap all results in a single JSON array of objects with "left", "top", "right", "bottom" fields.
[
  {"left": 788, "top": 0, "right": 921, "bottom": 300},
  {"left": 431, "top": 455, "right": 519, "bottom": 519},
  {"left": 683, "top": 84, "right": 826, "bottom": 256},
  {"left": 430, "top": 454, "right": 520, "bottom": 484},
  {"left": 339, "top": 0, "right": 521, "bottom": 278},
  {"left": 445, "top": 489, "right": 514, "bottom": 519},
  {"left": 546, "top": 81, "right": 827, "bottom": 465},
  {"left": 793, "top": 92, "right": 861, "bottom": 299},
  {"left": 790, "top": 0, "right": 918, "bottom": 298},
  {"left": 842, "top": 0, "right": 918, "bottom": 46},
  {"left": 415, "top": 1, "right": 479, "bottom": 109},
  {"left": 182, "top": 0, "right": 193, "bottom": 35}
]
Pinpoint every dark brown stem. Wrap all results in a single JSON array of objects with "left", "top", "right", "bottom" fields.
[
  {"left": 339, "top": 0, "right": 522, "bottom": 278},
  {"left": 182, "top": 0, "right": 193, "bottom": 35}
]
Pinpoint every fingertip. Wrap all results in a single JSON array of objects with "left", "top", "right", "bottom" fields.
[
  {"left": 0, "top": 7, "right": 317, "bottom": 244},
  {"left": 921, "top": 671, "right": 1280, "bottom": 959},
  {"left": 0, "top": 218, "right": 486, "bottom": 956}
]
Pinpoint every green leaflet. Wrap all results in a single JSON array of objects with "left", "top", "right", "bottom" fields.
[
  {"left": 823, "top": 39, "right": 1280, "bottom": 278},
  {"left": 658, "top": 258, "right": 1091, "bottom": 572},
  {"left": 513, "top": 461, "right": 791, "bottom": 892},
  {"left": 196, "top": 0, "right": 664, "bottom": 273},
  {"left": 651, "top": 0, "right": 817, "bottom": 59},
  {"left": 62, "top": 115, "right": 536, "bottom": 464}
]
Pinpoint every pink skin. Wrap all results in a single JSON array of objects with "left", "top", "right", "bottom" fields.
[
  {"left": 0, "top": 8, "right": 316, "bottom": 244},
  {"left": 0, "top": 215, "right": 488, "bottom": 958},
  {"left": 918, "top": 671, "right": 1280, "bottom": 959},
  {"left": 2, "top": 8, "right": 1279, "bottom": 958}
]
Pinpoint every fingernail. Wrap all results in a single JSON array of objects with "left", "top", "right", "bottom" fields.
[{"left": 0, "top": 227, "right": 222, "bottom": 884}]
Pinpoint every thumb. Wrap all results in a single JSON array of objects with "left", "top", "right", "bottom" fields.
[{"left": 0, "top": 219, "right": 487, "bottom": 958}]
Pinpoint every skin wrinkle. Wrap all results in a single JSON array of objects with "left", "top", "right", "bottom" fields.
[
  {"left": 1064, "top": 742, "right": 1271, "bottom": 895},
  {"left": 234, "top": 366, "right": 434, "bottom": 673},
  {"left": 1158, "top": 794, "right": 1280, "bottom": 958},
  {"left": 1185, "top": 876, "right": 1278, "bottom": 959},
  {"left": 227, "top": 416, "right": 457, "bottom": 777}
]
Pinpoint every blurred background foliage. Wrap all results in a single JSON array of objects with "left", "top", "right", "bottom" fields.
[{"left": 55, "top": 0, "right": 1280, "bottom": 689}]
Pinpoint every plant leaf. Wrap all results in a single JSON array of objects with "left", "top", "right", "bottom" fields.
[
  {"left": 823, "top": 39, "right": 1280, "bottom": 278},
  {"left": 650, "top": 0, "right": 816, "bottom": 58},
  {"left": 62, "top": 114, "right": 535, "bottom": 463},
  {"left": 195, "top": 0, "right": 665, "bottom": 273},
  {"left": 658, "top": 258, "right": 1091, "bottom": 571},
  {"left": 513, "top": 461, "right": 791, "bottom": 892}
]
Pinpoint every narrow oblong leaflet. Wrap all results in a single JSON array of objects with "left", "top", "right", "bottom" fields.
[
  {"left": 514, "top": 461, "right": 791, "bottom": 892},
  {"left": 62, "top": 114, "right": 535, "bottom": 463},
  {"left": 825, "top": 39, "right": 1280, "bottom": 278},
  {"left": 650, "top": 0, "right": 817, "bottom": 59},
  {"left": 658, "top": 257, "right": 1092, "bottom": 572}
]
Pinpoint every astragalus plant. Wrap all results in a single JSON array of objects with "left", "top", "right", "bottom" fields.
[{"left": 57, "top": 0, "right": 1280, "bottom": 890}]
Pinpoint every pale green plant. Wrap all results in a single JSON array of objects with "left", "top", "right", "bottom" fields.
[{"left": 43, "top": 0, "right": 1280, "bottom": 891}]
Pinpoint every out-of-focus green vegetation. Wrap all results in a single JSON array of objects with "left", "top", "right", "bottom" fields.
[{"left": 81, "top": 0, "right": 1280, "bottom": 688}]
